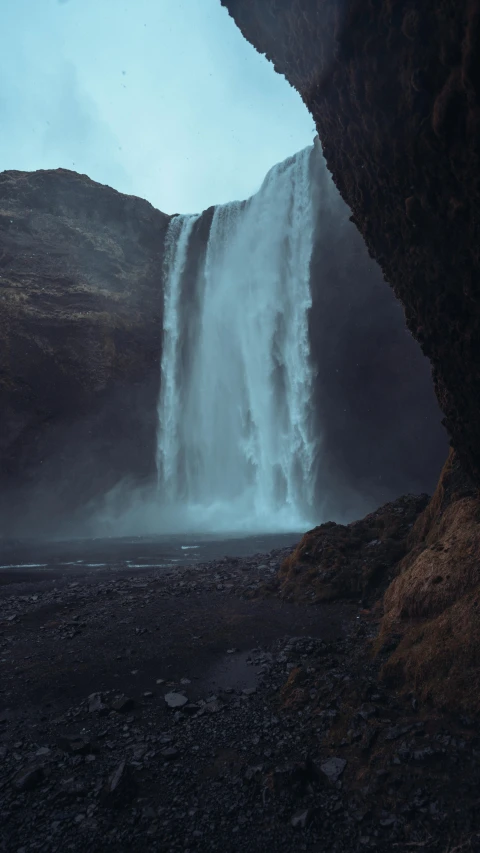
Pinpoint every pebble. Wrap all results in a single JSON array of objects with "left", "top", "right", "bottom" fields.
[
  {"left": 291, "top": 809, "right": 311, "bottom": 829},
  {"left": 112, "top": 695, "right": 135, "bottom": 713},
  {"left": 320, "top": 757, "right": 347, "bottom": 783},
  {"left": 12, "top": 765, "right": 44, "bottom": 792},
  {"left": 164, "top": 692, "right": 188, "bottom": 709},
  {"left": 161, "top": 747, "right": 179, "bottom": 760},
  {"left": 88, "top": 693, "right": 107, "bottom": 714}
]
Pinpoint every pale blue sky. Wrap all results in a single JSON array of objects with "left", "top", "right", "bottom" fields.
[{"left": 0, "top": 0, "right": 315, "bottom": 213}]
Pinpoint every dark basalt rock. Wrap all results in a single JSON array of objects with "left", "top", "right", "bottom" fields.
[
  {"left": 0, "top": 168, "right": 170, "bottom": 536},
  {"left": 221, "top": 0, "right": 480, "bottom": 486}
]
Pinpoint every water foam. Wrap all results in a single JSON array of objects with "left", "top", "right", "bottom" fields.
[{"left": 156, "top": 147, "right": 318, "bottom": 533}]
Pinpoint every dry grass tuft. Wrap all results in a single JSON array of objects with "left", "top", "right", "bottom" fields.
[
  {"left": 378, "top": 450, "right": 480, "bottom": 711},
  {"left": 276, "top": 494, "right": 429, "bottom": 604},
  {"left": 279, "top": 666, "right": 309, "bottom": 710}
]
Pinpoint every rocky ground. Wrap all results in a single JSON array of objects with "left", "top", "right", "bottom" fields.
[{"left": 1, "top": 547, "right": 480, "bottom": 852}]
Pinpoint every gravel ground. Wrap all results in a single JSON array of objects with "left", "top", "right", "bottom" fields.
[{"left": 1, "top": 548, "right": 480, "bottom": 852}]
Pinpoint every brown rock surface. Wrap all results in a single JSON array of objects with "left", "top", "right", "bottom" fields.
[
  {"left": 275, "top": 492, "right": 429, "bottom": 603},
  {"left": 0, "top": 168, "right": 170, "bottom": 535},
  {"left": 221, "top": 0, "right": 480, "bottom": 484},
  {"left": 379, "top": 450, "right": 480, "bottom": 711}
]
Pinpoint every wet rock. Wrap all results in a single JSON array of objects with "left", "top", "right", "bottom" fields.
[
  {"left": 161, "top": 747, "right": 179, "bottom": 760},
  {"left": 88, "top": 693, "right": 107, "bottom": 714},
  {"left": 291, "top": 808, "right": 312, "bottom": 829},
  {"left": 101, "top": 759, "right": 136, "bottom": 808},
  {"left": 385, "top": 725, "right": 413, "bottom": 741},
  {"left": 57, "top": 736, "right": 96, "bottom": 756},
  {"left": 112, "top": 695, "right": 135, "bottom": 713},
  {"left": 357, "top": 703, "right": 377, "bottom": 721},
  {"left": 360, "top": 726, "right": 379, "bottom": 752},
  {"left": 203, "top": 700, "right": 223, "bottom": 714},
  {"left": 164, "top": 692, "right": 188, "bottom": 709},
  {"left": 244, "top": 765, "right": 264, "bottom": 783},
  {"left": 12, "top": 765, "right": 44, "bottom": 791},
  {"left": 60, "top": 776, "right": 88, "bottom": 797},
  {"left": 320, "top": 757, "right": 347, "bottom": 783}
]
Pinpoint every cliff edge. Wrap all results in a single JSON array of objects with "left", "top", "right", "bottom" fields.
[
  {"left": 221, "top": 0, "right": 480, "bottom": 485},
  {"left": 0, "top": 168, "right": 170, "bottom": 535}
]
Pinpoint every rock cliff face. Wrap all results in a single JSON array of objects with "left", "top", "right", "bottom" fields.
[
  {"left": 0, "top": 169, "right": 170, "bottom": 536},
  {"left": 307, "top": 143, "right": 447, "bottom": 515},
  {"left": 221, "top": 0, "right": 480, "bottom": 709},
  {"left": 221, "top": 0, "right": 480, "bottom": 485}
]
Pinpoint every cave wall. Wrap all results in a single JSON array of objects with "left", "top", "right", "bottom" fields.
[
  {"left": 221, "top": 0, "right": 480, "bottom": 486},
  {"left": 308, "top": 141, "right": 448, "bottom": 517},
  {"left": 0, "top": 168, "right": 170, "bottom": 536}
]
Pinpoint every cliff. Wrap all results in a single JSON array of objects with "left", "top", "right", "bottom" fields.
[
  {"left": 307, "top": 143, "right": 447, "bottom": 515},
  {"left": 221, "top": 0, "right": 480, "bottom": 710},
  {"left": 0, "top": 168, "right": 170, "bottom": 536},
  {"left": 221, "top": 0, "right": 480, "bottom": 486}
]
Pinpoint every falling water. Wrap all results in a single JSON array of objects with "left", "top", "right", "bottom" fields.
[
  {"left": 156, "top": 213, "right": 200, "bottom": 486},
  {"left": 157, "top": 146, "right": 318, "bottom": 532}
]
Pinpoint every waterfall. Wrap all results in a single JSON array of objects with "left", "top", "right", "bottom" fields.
[
  {"left": 156, "top": 214, "right": 200, "bottom": 488},
  {"left": 156, "top": 146, "right": 318, "bottom": 533}
]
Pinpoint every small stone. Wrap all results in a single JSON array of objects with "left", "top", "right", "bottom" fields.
[
  {"left": 58, "top": 736, "right": 95, "bottom": 756},
  {"left": 88, "top": 693, "right": 107, "bottom": 714},
  {"left": 242, "top": 688, "right": 257, "bottom": 696},
  {"left": 357, "top": 704, "right": 377, "bottom": 721},
  {"left": 320, "top": 757, "right": 347, "bottom": 783},
  {"left": 165, "top": 692, "right": 188, "bottom": 709},
  {"left": 112, "top": 695, "right": 134, "bottom": 713},
  {"left": 35, "top": 747, "right": 51, "bottom": 756},
  {"left": 143, "top": 691, "right": 153, "bottom": 698},
  {"left": 204, "top": 700, "right": 222, "bottom": 714},
  {"left": 291, "top": 808, "right": 311, "bottom": 829},
  {"left": 161, "top": 747, "right": 179, "bottom": 760},
  {"left": 156, "top": 679, "right": 165, "bottom": 685},
  {"left": 101, "top": 759, "right": 136, "bottom": 808},
  {"left": 226, "top": 649, "right": 238, "bottom": 654},
  {"left": 12, "top": 765, "right": 44, "bottom": 791},
  {"left": 180, "top": 678, "right": 191, "bottom": 685},
  {"left": 60, "top": 777, "right": 88, "bottom": 796}
]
